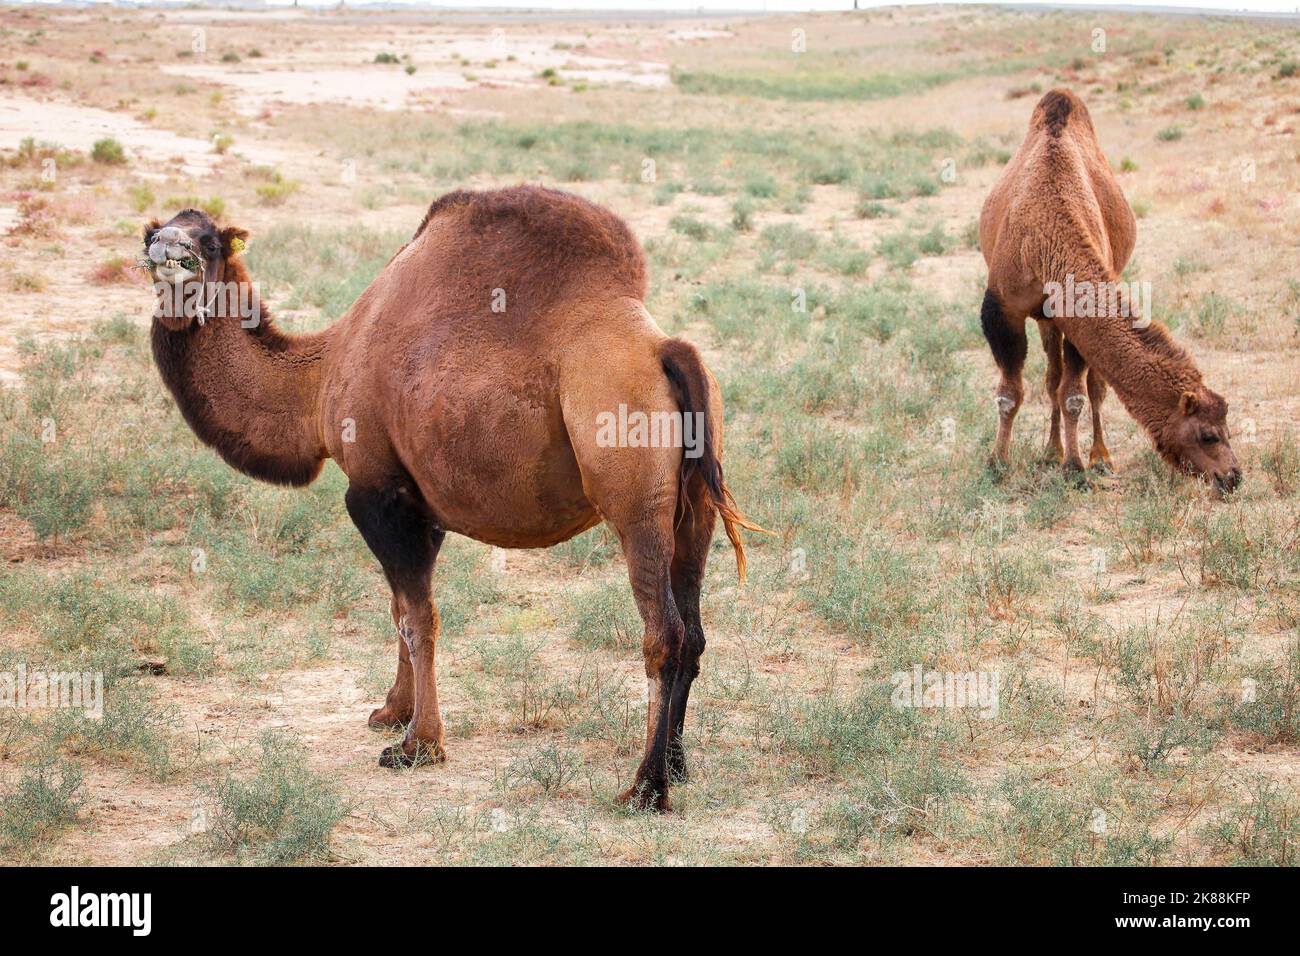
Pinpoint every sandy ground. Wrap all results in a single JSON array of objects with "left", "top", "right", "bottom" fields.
[
  {"left": 0, "top": 95, "right": 299, "bottom": 171},
  {"left": 0, "top": 96, "right": 224, "bottom": 176},
  {"left": 155, "top": 25, "right": 677, "bottom": 115}
]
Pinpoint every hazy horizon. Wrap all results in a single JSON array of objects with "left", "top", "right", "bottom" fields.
[{"left": 7, "top": 0, "right": 1300, "bottom": 15}]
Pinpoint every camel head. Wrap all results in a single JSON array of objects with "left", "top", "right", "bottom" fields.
[
  {"left": 142, "top": 209, "right": 249, "bottom": 331},
  {"left": 1157, "top": 386, "right": 1242, "bottom": 495}
]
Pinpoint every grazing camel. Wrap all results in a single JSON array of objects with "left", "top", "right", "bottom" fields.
[
  {"left": 979, "top": 89, "right": 1242, "bottom": 494},
  {"left": 142, "top": 186, "right": 761, "bottom": 811}
]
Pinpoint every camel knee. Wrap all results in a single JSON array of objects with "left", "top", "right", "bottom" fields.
[
  {"left": 396, "top": 595, "right": 435, "bottom": 636},
  {"left": 398, "top": 619, "right": 425, "bottom": 656},
  {"left": 1062, "top": 392, "right": 1087, "bottom": 419}
]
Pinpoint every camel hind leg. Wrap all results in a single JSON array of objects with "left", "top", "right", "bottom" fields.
[
  {"left": 561, "top": 368, "right": 689, "bottom": 811},
  {"left": 617, "top": 505, "right": 684, "bottom": 811},
  {"left": 588, "top": 464, "right": 683, "bottom": 811},
  {"left": 665, "top": 471, "right": 715, "bottom": 784}
]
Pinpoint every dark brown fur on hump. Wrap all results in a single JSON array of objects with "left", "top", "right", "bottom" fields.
[
  {"left": 1033, "top": 88, "right": 1090, "bottom": 138},
  {"left": 412, "top": 185, "right": 648, "bottom": 305}
]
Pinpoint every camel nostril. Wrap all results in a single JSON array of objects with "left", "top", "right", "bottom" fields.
[{"left": 1216, "top": 469, "right": 1242, "bottom": 494}]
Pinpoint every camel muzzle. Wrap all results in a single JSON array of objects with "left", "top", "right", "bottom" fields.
[
  {"left": 147, "top": 226, "right": 202, "bottom": 285},
  {"left": 1213, "top": 467, "right": 1243, "bottom": 496}
]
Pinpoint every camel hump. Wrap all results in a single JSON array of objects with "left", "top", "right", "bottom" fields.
[
  {"left": 412, "top": 185, "right": 647, "bottom": 300},
  {"left": 1032, "top": 88, "right": 1092, "bottom": 138}
]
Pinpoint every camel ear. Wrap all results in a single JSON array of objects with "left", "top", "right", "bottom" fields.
[
  {"left": 219, "top": 226, "right": 250, "bottom": 258},
  {"left": 1179, "top": 391, "right": 1200, "bottom": 416},
  {"left": 142, "top": 218, "right": 161, "bottom": 242}
]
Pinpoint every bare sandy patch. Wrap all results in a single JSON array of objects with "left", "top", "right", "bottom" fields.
[
  {"left": 158, "top": 29, "right": 670, "bottom": 116},
  {"left": 160, "top": 64, "right": 475, "bottom": 114},
  {"left": 0, "top": 95, "right": 287, "bottom": 173}
]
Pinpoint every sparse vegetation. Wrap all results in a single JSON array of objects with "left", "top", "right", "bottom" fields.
[
  {"left": 254, "top": 172, "right": 300, "bottom": 206},
  {"left": 0, "top": 760, "right": 84, "bottom": 851},
  {"left": 201, "top": 732, "right": 349, "bottom": 863},
  {"left": 90, "top": 137, "right": 126, "bottom": 165}
]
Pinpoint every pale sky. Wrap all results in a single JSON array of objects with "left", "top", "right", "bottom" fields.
[{"left": 15, "top": 0, "right": 1300, "bottom": 13}]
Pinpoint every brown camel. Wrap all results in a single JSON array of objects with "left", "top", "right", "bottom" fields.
[
  {"left": 978, "top": 88, "right": 1241, "bottom": 494},
  {"left": 141, "top": 186, "right": 761, "bottom": 811}
]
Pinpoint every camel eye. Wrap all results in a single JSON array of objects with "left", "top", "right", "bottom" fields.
[{"left": 1201, "top": 431, "right": 1219, "bottom": 445}]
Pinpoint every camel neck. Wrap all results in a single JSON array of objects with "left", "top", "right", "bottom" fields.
[
  {"left": 1047, "top": 266, "right": 1200, "bottom": 441},
  {"left": 150, "top": 280, "right": 331, "bottom": 487}
]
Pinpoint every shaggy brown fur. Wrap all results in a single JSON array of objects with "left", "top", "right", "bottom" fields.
[
  {"left": 979, "top": 89, "right": 1241, "bottom": 493},
  {"left": 143, "top": 186, "right": 761, "bottom": 811}
]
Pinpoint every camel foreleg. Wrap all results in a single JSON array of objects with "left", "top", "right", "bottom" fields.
[
  {"left": 1037, "top": 319, "right": 1065, "bottom": 464},
  {"left": 981, "top": 290, "right": 1028, "bottom": 469},
  {"left": 345, "top": 484, "right": 447, "bottom": 768},
  {"left": 1086, "top": 368, "right": 1114, "bottom": 472},
  {"left": 1059, "top": 339, "right": 1090, "bottom": 477}
]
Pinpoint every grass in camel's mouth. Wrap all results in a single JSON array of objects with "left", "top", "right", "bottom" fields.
[{"left": 141, "top": 255, "right": 202, "bottom": 274}]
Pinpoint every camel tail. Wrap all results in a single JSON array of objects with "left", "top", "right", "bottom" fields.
[{"left": 658, "top": 338, "right": 767, "bottom": 583}]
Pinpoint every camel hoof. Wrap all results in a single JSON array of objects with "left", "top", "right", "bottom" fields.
[
  {"left": 378, "top": 740, "right": 445, "bottom": 769},
  {"left": 617, "top": 782, "right": 671, "bottom": 813},
  {"left": 986, "top": 456, "right": 1011, "bottom": 480},
  {"left": 367, "top": 707, "right": 411, "bottom": 732},
  {"left": 1063, "top": 460, "right": 1091, "bottom": 488},
  {"left": 1090, "top": 459, "right": 1115, "bottom": 476}
]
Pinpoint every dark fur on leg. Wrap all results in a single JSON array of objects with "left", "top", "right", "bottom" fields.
[{"left": 345, "top": 482, "right": 447, "bottom": 768}]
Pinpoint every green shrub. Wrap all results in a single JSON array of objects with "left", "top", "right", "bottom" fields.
[
  {"left": 255, "top": 176, "right": 300, "bottom": 206},
  {"left": 668, "top": 214, "right": 715, "bottom": 242},
  {"left": 1205, "top": 778, "right": 1299, "bottom": 865},
  {"left": 202, "top": 732, "right": 349, "bottom": 864},
  {"left": 730, "top": 197, "right": 755, "bottom": 232},
  {"left": 91, "top": 138, "right": 126, "bottom": 165},
  {"left": 0, "top": 760, "right": 84, "bottom": 850}
]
